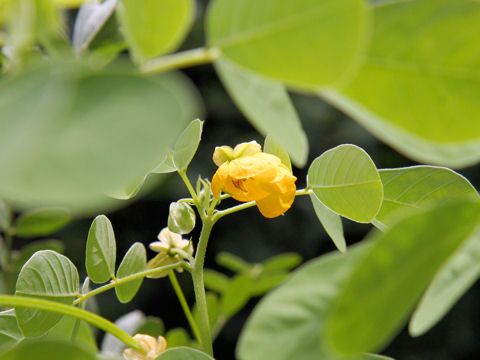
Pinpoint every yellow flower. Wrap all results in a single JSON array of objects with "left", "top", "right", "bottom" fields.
[
  {"left": 211, "top": 142, "right": 297, "bottom": 218},
  {"left": 123, "top": 334, "right": 167, "bottom": 360}
]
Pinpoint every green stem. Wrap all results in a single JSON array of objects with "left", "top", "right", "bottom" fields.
[
  {"left": 192, "top": 220, "right": 214, "bottom": 356},
  {"left": 0, "top": 295, "right": 147, "bottom": 355},
  {"left": 168, "top": 271, "right": 202, "bottom": 344},
  {"left": 73, "top": 262, "right": 187, "bottom": 305},
  {"left": 141, "top": 47, "right": 220, "bottom": 74},
  {"left": 213, "top": 188, "right": 313, "bottom": 221}
]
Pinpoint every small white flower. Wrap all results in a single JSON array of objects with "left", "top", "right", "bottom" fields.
[{"left": 123, "top": 334, "right": 167, "bottom": 360}]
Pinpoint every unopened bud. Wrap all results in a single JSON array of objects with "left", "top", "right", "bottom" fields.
[
  {"left": 233, "top": 141, "right": 261, "bottom": 158},
  {"left": 168, "top": 202, "right": 195, "bottom": 235},
  {"left": 123, "top": 334, "right": 167, "bottom": 360},
  {"left": 213, "top": 145, "right": 234, "bottom": 166}
]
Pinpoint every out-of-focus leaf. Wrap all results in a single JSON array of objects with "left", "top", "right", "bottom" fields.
[
  {"left": 308, "top": 144, "right": 383, "bottom": 223},
  {"left": 156, "top": 347, "right": 215, "bottom": 360},
  {"left": 203, "top": 269, "right": 230, "bottom": 294},
  {"left": 115, "top": 242, "right": 146, "bottom": 303},
  {"left": 193, "top": 292, "right": 219, "bottom": 332},
  {"left": 321, "top": 0, "right": 480, "bottom": 168},
  {"left": 216, "top": 252, "right": 252, "bottom": 273},
  {"left": 12, "top": 239, "right": 64, "bottom": 272},
  {"left": 152, "top": 153, "right": 176, "bottom": 174},
  {"left": 1, "top": 339, "right": 96, "bottom": 360},
  {"left": 0, "top": 309, "right": 23, "bottom": 354},
  {"left": 86, "top": 215, "right": 116, "bottom": 283},
  {"left": 117, "top": 0, "right": 195, "bottom": 60},
  {"left": 0, "top": 65, "right": 199, "bottom": 213},
  {"left": 263, "top": 135, "right": 293, "bottom": 172},
  {"left": 251, "top": 272, "right": 289, "bottom": 296},
  {"left": 220, "top": 275, "right": 254, "bottom": 317},
  {"left": 216, "top": 58, "right": 307, "bottom": 167},
  {"left": 173, "top": 119, "right": 203, "bottom": 172},
  {"left": 410, "top": 228, "right": 480, "bottom": 336},
  {"left": 261, "top": 253, "right": 302, "bottom": 273},
  {"left": 310, "top": 194, "right": 346, "bottom": 252},
  {"left": 0, "top": 200, "right": 10, "bottom": 232},
  {"left": 48, "top": 315, "right": 97, "bottom": 354},
  {"left": 135, "top": 316, "right": 165, "bottom": 339},
  {"left": 237, "top": 242, "right": 393, "bottom": 360},
  {"left": 100, "top": 310, "right": 146, "bottom": 356},
  {"left": 14, "top": 207, "right": 72, "bottom": 237},
  {"left": 15, "top": 250, "right": 79, "bottom": 337},
  {"left": 325, "top": 200, "right": 480, "bottom": 355},
  {"left": 165, "top": 328, "right": 190, "bottom": 348},
  {"left": 375, "top": 166, "right": 479, "bottom": 229},
  {"left": 207, "top": 0, "right": 369, "bottom": 89},
  {"left": 72, "top": 0, "right": 118, "bottom": 54}
]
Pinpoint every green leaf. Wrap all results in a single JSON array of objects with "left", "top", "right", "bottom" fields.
[
  {"left": 216, "top": 252, "right": 252, "bottom": 273},
  {"left": 117, "top": 0, "right": 195, "bottom": 60},
  {"left": 251, "top": 272, "right": 289, "bottom": 296},
  {"left": 115, "top": 242, "right": 147, "bottom": 303},
  {"left": 156, "top": 347, "right": 215, "bottom": 360},
  {"left": 375, "top": 166, "right": 479, "bottom": 229},
  {"left": 0, "top": 200, "right": 10, "bottom": 232},
  {"left": 152, "top": 152, "right": 177, "bottom": 174},
  {"left": 136, "top": 316, "right": 165, "bottom": 338},
  {"left": 86, "top": 215, "right": 116, "bottom": 283},
  {"left": 15, "top": 250, "right": 79, "bottom": 337},
  {"left": 220, "top": 274, "right": 254, "bottom": 318},
  {"left": 261, "top": 253, "right": 302, "bottom": 273},
  {"left": 165, "top": 328, "right": 190, "bottom": 348},
  {"left": 237, "top": 242, "right": 391, "bottom": 360},
  {"left": 203, "top": 269, "right": 230, "bottom": 294},
  {"left": 173, "top": 119, "right": 203, "bottom": 172},
  {"left": 12, "top": 239, "right": 64, "bottom": 273},
  {"left": 207, "top": 0, "right": 369, "bottom": 89},
  {"left": 321, "top": 0, "right": 480, "bottom": 168},
  {"left": 310, "top": 194, "right": 346, "bottom": 253},
  {"left": 307, "top": 144, "right": 383, "bottom": 223},
  {"left": 1, "top": 339, "right": 96, "bottom": 360},
  {"left": 215, "top": 58, "right": 307, "bottom": 167},
  {"left": 168, "top": 202, "right": 196, "bottom": 235},
  {"left": 0, "top": 66, "right": 200, "bottom": 213},
  {"left": 0, "top": 310, "right": 23, "bottom": 354},
  {"left": 14, "top": 207, "right": 72, "bottom": 238},
  {"left": 409, "top": 228, "right": 480, "bottom": 336},
  {"left": 48, "top": 315, "right": 97, "bottom": 354},
  {"left": 263, "top": 135, "right": 293, "bottom": 172},
  {"left": 325, "top": 200, "right": 480, "bottom": 355}
]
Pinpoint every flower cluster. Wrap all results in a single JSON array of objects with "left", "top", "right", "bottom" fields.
[
  {"left": 123, "top": 334, "right": 167, "bottom": 360},
  {"left": 211, "top": 141, "right": 297, "bottom": 218}
]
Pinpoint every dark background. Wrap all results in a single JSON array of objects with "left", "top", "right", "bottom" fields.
[{"left": 15, "top": 1, "right": 480, "bottom": 359}]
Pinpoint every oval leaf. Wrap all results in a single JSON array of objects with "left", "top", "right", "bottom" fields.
[
  {"left": 220, "top": 275, "right": 254, "bottom": 318},
  {"left": 115, "top": 242, "right": 147, "bottom": 303},
  {"left": 325, "top": 200, "right": 480, "bottom": 355},
  {"left": 321, "top": 0, "right": 480, "bottom": 167},
  {"left": 216, "top": 58, "right": 307, "bottom": 167},
  {"left": 117, "top": 0, "right": 194, "bottom": 60},
  {"left": 15, "top": 250, "right": 79, "bottom": 337},
  {"left": 0, "top": 67, "right": 199, "bottom": 213},
  {"left": 237, "top": 243, "right": 391, "bottom": 360},
  {"left": 409, "top": 228, "right": 480, "bottom": 336},
  {"left": 307, "top": 144, "right": 383, "bottom": 223},
  {"left": 156, "top": 346, "right": 215, "bottom": 360},
  {"left": 261, "top": 253, "right": 302, "bottom": 273},
  {"left": 173, "top": 119, "right": 204, "bottom": 172},
  {"left": 375, "top": 166, "right": 479, "bottom": 229},
  {"left": 1, "top": 339, "right": 96, "bottom": 360},
  {"left": 207, "top": 0, "right": 369, "bottom": 89},
  {"left": 310, "top": 194, "right": 346, "bottom": 253},
  {"left": 14, "top": 207, "right": 72, "bottom": 238},
  {"left": 86, "top": 215, "right": 116, "bottom": 283}
]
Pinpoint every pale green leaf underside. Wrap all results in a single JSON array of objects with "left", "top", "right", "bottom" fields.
[
  {"left": 310, "top": 194, "right": 346, "bottom": 253},
  {"left": 86, "top": 215, "right": 116, "bottom": 283},
  {"left": 215, "top": 58, "right": 307, "bottom": 166},
  {"left": 376, "top": 166, "right": 479, "bottom": 229},
  {"left": 173, "top": 119, "right": 204, "bottom": 171},
  {"left": 322, "top": 0, "right": 480, "bottom": 168},
  {"left": 325, "top": 200, "right": 480, "bottom": 355},
  {"left": 156, "top": 346, "right": 215, "bottom": 360},
  {"left": 409, "top": 228, "right": 480, "bottom": 336},
  {"left": 207, "top": 0, "right": 369, "bottom": 88},
  {"left": 308, "top": 144, "right": 383, "bottom": 223},
  {"left": 48, "top": 315, "right": 98, "bottom": 354},
  {"left": 263, "top": 135, "right": 293, "bottom": 172},
  {"left": 15, "top": 250, "right": 79, "bottom": 337},
  {"left": 115, "top": 242, "right": 147, "bottom": 303},
  {"left": 117, "top": 0, "right": 194, "bottom": 59},
  {"left": 237, "top": 242, "right": 391, "bottom": 360}
]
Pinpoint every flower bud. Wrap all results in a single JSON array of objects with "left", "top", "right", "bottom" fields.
[
  {"left": 146, "top": 228, "right": 194, "bottom": 278},
  {"left": 168, "top": 202, "right": 195, "bottom": 235},
  {"left": 123, "top": 334, "right": 167, "bottom": 360},
  {"left": 232, "top": 141, "right": 261, "bottom": 158},
  {"left": 212, "top": 145, "right": 234, "bottom": 166}
]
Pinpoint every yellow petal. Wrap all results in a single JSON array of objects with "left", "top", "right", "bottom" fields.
[{"left": 211, "top": 162, "right": 229, "bottom": 198}]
